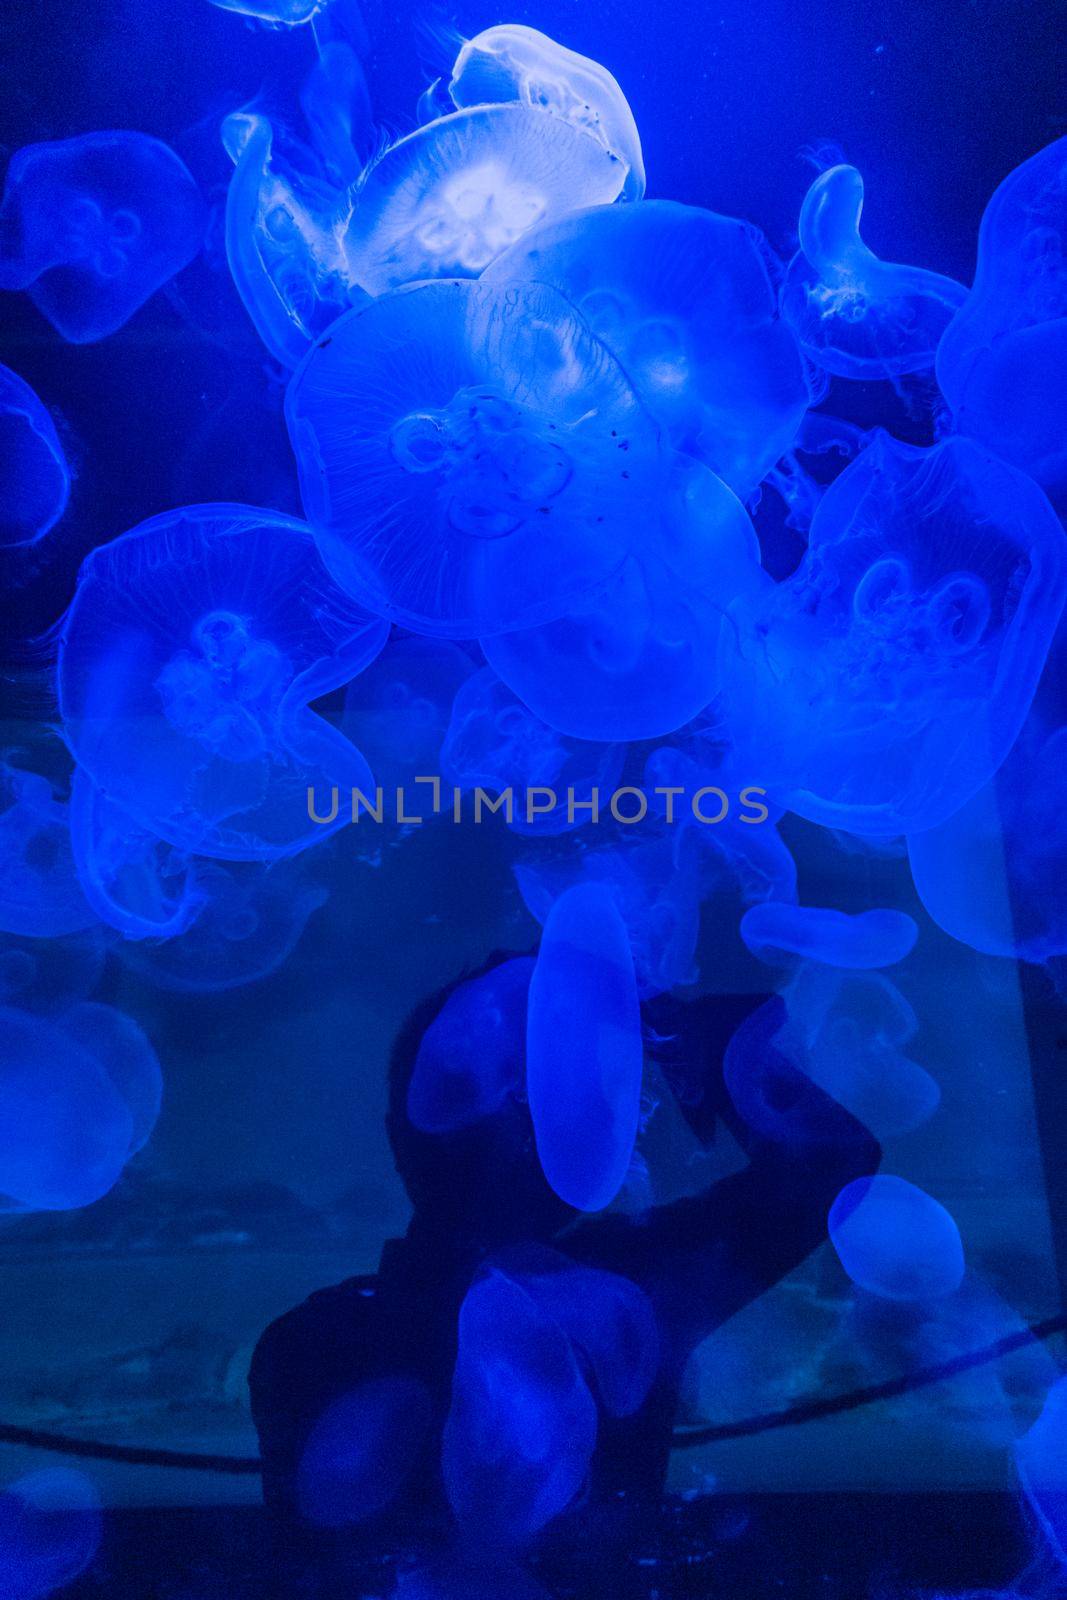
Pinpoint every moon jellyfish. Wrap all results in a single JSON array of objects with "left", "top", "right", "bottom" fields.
[
  {"left": 719, "top": 432, "right": 1067, "bottom": 835},
  {"left": 526, "top": 881, "right": 643, "bottom": 1211},
  {"left": 343, "top": 637, "right": 474, "bottom": 812},
  {"left": 57, "top": 504, "right": 388, "bottom": 861},
  {"left": 343, "top": 104, "right": 627, "bottom": 294},
  {"left": 0, "top": 762, "right": 95, "bottom": 938},
  {"left": 0, "top": 927, "right": 107, "bottom": 1016},
  {"left": 1016, "top": 1373, "right": 1067, "bottom": 1566},
  {"left": 0, "top": 363, "right": 69, "bottom": 549},
  {"left": 487, "top": 201, "right": 808, "bottom": 499},
  {"left": 0, "top": 1469, "right": 102, "bottom": 1600},
  {"left": 441, "top": 669, "right": 623, "bottom": 836},
  {"left": 286, "top": 278, "right": 661, "bottom": 637},
  {"left": 0, "top": 133, "right": 206, "bottom": 343},
  {"left": 442, "top": 1268, "right": 598, "bottom": 1540},
  {"left": 937, "top": 138, "right": 1067, "bottom": 503},
  {"left": 406, "top": 956, "right": 534, "bottom": 1133},
  {"left": 780, "top": 165, "right": 966, "bottom": 378},
  {"left": 56, "top": 1001, "right": 163, "bottom": 1156},
  {"left": 296, "top": 1377, "right": 433, "bottom": 1528},
  {"left": 828, "top": 1175, "right": 965, "bottom": 1301},
  {"left": 70, "top": 768, "right": 205, "bottom": 941},
  {"left": 448, "top": 25, "right": 644, "bottom": 201},
  {"left": 739, "top": 903, "right": 918, "bottom": 969}
]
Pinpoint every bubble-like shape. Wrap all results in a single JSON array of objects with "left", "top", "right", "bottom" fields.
[
  {"left": 739, "top": 903, "right": 918, "bottom": 968},
  {"left": 297, "top": 1377, "right": 433, "bottom": 1528},
  {"left": 0, "top": 132, "right": 205, "bottom": 343},
  {"left": 286, "top": 278, "right": 661, "bottom": 637},
  {"left": 57, "top": 504, "right": 387, "bottom": 861},
  {"left": 70, "top": 767, "right": 205, "bottom": 941},
  {"left": 1015, "top": 1373, "right": 1067, "bottom": 1567},
  {"left": 0, "top": 363, "right": 69, "bottom": 550},
  {"left": 0, "top": 763, "right": 95, "bottom": 938},
  {"left": 406, "top": 956, "right": 534, "bottom": 1132},
  {"left": 828, "top": 1175, "right": 965, "bottom": 1301},
  {"left": 0, "top": 1469, "right": 102, "bottom": 1600}
]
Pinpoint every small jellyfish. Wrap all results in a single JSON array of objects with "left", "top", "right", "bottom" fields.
[
  {"left": 297, "top": 1377, "right": 433, "bottom": 1528},
  {"left": 739, "top": 903, "right": 918, "bottom": 968},
  {"left": 937, "top": 138, "right": 1067, "bottom": 504},
  {"left": 828, "top": 1175, "right": 965, "bottom": 1301},
  {"left": 0, "top": 363, "right": 70, "bottom": 550},
  {"left": 526, "top": 881, "right": 643, "bottom": 1212},
  {"left": 448, "top": 25, "right": 645, "bottom": 200},
  {"left": 343, "top": 637, "right": 475, "bottom": 811},
  {"left": 343, "top": 104, "right": 627, "bottom": 294},
  {"left": 407, "top": 956, "right": 534, "bottom": 1133},
  {"left": 442, "top": 1268, "right": 598, "bottom": 1540},
  {"left": 0, "top": 1468, "right": 102, "bottom": 1600},
  {"left": 57, "top": 504, "right": 388, "bottom": 861},
  {"left": 1015, "top": 1373, "right": 1067, "bottom": 1567},
  {"left": 780, "top": 164, "right": 966, "bottom": 378},
  {"left": 0, "top": 133, "right": 206, "bottom": 343},
  {"left": 286, "top": 278, "right": 661, "bottom": 637},
  {"left": 70, "top": 767, "right": 205, "bottom": 941},
  {"left": 486, "top": 201, "right": 809, "bottom": 499},
  {"left": 0, "top": 761, "right": 95, "bottom": 938}
]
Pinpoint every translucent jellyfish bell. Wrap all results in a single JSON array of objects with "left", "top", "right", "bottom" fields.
[
  {"left": 486, "top": 201, "right": 809, "bottom": 499},
  {"left": 0, "top": 762, "right": 95, "bottom": 938},
  {"left": 286, "top": 278, "right": 662, "bottom": 637},
  {"left": 0, "top": 133, "right": 206, "bottom": 343},
  {"left": 58, "top": 505, "right": 387, "bottom": 861},
  {"left": 0, "top": 1468, "right": 102, "bottom": 1600},
  {"left": 448, "top": 25, "right": 645, "bottom": 201},
  {"left": 0, "top": 363, "right": 70, "bottom": 549},
  {"left": 297, "top": 1377, "right": 433, "bottom": 1528},
  {"left": 406, "top": 956, "right": 534, "bottom": 1133},
  {"left": 343, "top": 637, "right": 475, "bottom": 809},
  {"left": 739, "top": 903, "right": 918, "bottom": 969},
  {"left": 828, "top": 1175, "right": 965, "bottom": 1301},
  {"left": 1016, "top": 1373, "right": 1067, "bottom": 1567},
  {"left": 344, "top": 105, "right": 627, "bottom": 294},
  {"left": 780, "top": 164, "right": 966, "bottom": 378}
]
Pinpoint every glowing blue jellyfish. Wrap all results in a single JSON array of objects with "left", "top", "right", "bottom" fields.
[
  {"left": 719, "top": 432, "right": 1067, "bottom": 835},
  {"left": 526, "top": 881, "right": 643, "bottom": 1211},
  {"left": 0, "top": 1469, "right": 101, "bottom": 1600},
  {"left": 70, "top": 768, "right": 205, "bottom": 941},
  {"left": 828, "top": 1175, "right": 965, "bottom": 1301},
  {"left": 0, "top": 928, "right": 107, "bottom": 1016},
  {"left": 343, "top": 105, "right": 627, "bottom": 294},
  {"left": 486, "top": 201, "right": 809, "bottom": 498},
  {"left": 0, "top": 133, "right": 206, "bottom": 343},
  {"left": 780, "top": 165, "right": 966, "bottom": 378},
  {"left": 448, "top": 25, "right": 645, "bottom": 200},
  {"left": 1015, "top": 1373, "right": 1067, "bottom": 1566},
  {"left": 57, "top": 1001, "right": 162, "bottom": 1156},
  {"left": 297, "top": 1377, "right": 433, "bottom": 1528},
  {"left": 937, "top": 138, "right": 1067, "bottom": 503},
  {"left": 286, "top": 278, "right": 661, "bottom": 637},
  {"left": 442, "top": 1268, "right": 598, "bottom": 1540},
  {"left": 57, "top": 504, "right": 387, "bottom": 861},
  {"left": 343, "top": 637, "right": 475, "bottom": 812},
  {"left": 0, "top": 762, "right": 95, "bottom": 938},
  {"left": 301, "top": 38, "right": 374, "bottom": 187},
  {"left": 441, "top": 669, "right": 623, "bottom": 836},
  {"left": 407, "top": 956, "right": 533, "bottom": 1133},
  {"left": 739, "top": 903, "right": 918, "bottom": 968},
  {"left": 0, "top": 363, "right": 69, "bottom": 549}
]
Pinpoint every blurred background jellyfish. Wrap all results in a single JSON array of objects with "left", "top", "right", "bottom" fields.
[
  {"left": 296, "top": 1376, "right": 433, "bottom": 1528},
  {"left": 828, "top": 1175, "right": 966, "bottom": 1301},
  {"left": 0, "top": 927, "right": 107, "bottom": 1017},
  {"left": 0, "top": 1468, "right": 102, "bottom": 1600},
  {"left": 70, "top": 767, "right": 205, "bottom": 941},
  {"left": 406, "top": 955, "right": 534, "bottom": 1133},
  {"left": 57, "top": 504, "right": 388, "bottom": 861},
  {"left": 343, "top": 104, "right": 627, "bottom": 294},
  {"left": 780, "top": 164, "right": 966, "bottom": 378},
  {"left": 448, "top": 24, "right": 645, "bottom": 200},
  {"left": 718, "top": 432, "right": 1067, "bottom": 835},
  {"left": 0, "top": 363, "right": 70, "bottom": 550},
  {"left": 739, "top": 902, "right": 919, "bottom": 968},
  {"left": 56, "top": 1001, "right": 163, "bottom": 1157},
  {"left": 937, "top": 137, "right": 1067, "bottom": 505},
  {"left": 0, "top": 132, "right": 206, "bottom": 343},
  {"left": 0, "top": 760, "right": 95, "bottom": 938},
  {"left": 486, "top": 201, "right": 808, "bottom": 499},
  {"left": 285, "top": 278, "right": 662, "bottom": 637},
  {"left": 1015, "top": 1373, "right": 1067, "bottom": 1567},
  {"left": 343, "top": 637, "right": 475, "bottom": 815}
]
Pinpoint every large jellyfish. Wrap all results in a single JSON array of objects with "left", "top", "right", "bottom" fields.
[
  {"left": 828, "top": 1175, "right": 965, "bottom": 1301},
  {"left": 718, "top": 432, "right": 1067, "bottom": 835},
  {"left": 486, "top": 201, "right": 808, "bottom": 498},
  {"left": 1015, "top": 1373, "right": 1067, "bottom": 1567},
  {"left": 526, "top": 881, "right": 643, "bottom": 1211},
  {"left": 0, "top": 133, "right": 206, "bottom": 343},
  {"left": 739, "top": 903, "right": 918, "bottom": 969},
  {"left": 0, "top": 761, "right": 95, "bottom": 938},
  {"left": 57, "top": 504, "right": 388, "bottom": 861},
  {"left": 343, "top": 104, "right": 627, "bottom": 294},
  {"left": 296, "top": 1377, "right": 433, "bottom": 1528},
  {"left": 780, "top": 165, "right": 966, "bottom": 378},
  {"left": 441, "top": 1268, "right": 598, "bottom": 1540},
  {"left": 343, "top": 637, "right": 475, "bottom": 813},
  {"left": 286, "top": 278, "right": 662, "bottom": 637},
  {"left": 406, "top": 956, "right": 534, "bottom": 1133},
  {"left": 0, "top": 363, "right": 70, "bottom": 549},
  {"left": 448, "top": 25, "right": 645, "bottom": 200},
  {"left": 70, "top": 768, "right": 205, "bottom": 941},
  {"left": 0, "top": 1469, "right": 101, "bottom": 1600},
  {"left": 937, "top": 137, "right": 1067, "bottom": 504}
]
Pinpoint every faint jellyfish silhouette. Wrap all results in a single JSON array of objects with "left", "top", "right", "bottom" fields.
[
  {"left": 0, "top": 761, "right": 95, "bottom": 938},
  {"left": 0, "top": 1468, "right": 102, "bottom": 1600},
  {"left": 56, "top": 1001, "right": 163, "bottom": 1156},
  {"left": 70, "top": 767, "right": 205, "bottom": 941},
  {"left": 1015, "top": 1372, "right": 1067, "bottom": 1567},
  {"left": 297, "top": 1376, "right": 433, "bottom": 1527},
  {"left": 406, "top": 956, "right": 534, "bottom": 1133},
  {"left": 0, "top": 363, "right": 70, "bottom": 549},
  {"left": 739, "top": 903, "right": 918, "bottom": 969},
  {"left": 0, "top": 927, "right": 107, "bottom": 1015},
  {"left": 829, "top": 1175, "right": 965, "bottom": 1301}
]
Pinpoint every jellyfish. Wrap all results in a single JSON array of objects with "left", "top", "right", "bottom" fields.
[
  {"left": 57, "top": 504, "right": 388, "bottom": 861},
  {"left": 296, "top": 1376, "right": 433, "bottom": 1527},
  {"left": 1015, "top": 1373, "right": 1067, "bottom": 1567},
  {"left": 936, "top": 138, "right": 1067, "bottom": 504},
  {"left": 739, "top": 903, "right": 919, "bottom": 969},
  {"left": 0, "top": 133, "right": 206, "bottom": 343},
  {"left": 343, "top": 637, "right": 475, "bottom": 812},
  {"left": 407, "top": 956, "right": 534, "bottom": 1133},
  {"left": 448, "top": 24, "right": 645, "bottom": 200},
  {"left": 343, "top": 104, "right": 627, "bottom": 294},
  {"left": 0, "top": 927, "right": 107, "bottom": 1017},
  {"left": 56, "top": 1001, "right": 162, "bottom": 1156},
  {"left": 486, "top": 201, "right": 809, "bottom": 499},
  {"left": 70, "top": 767, "right": 205, "bottom": 941},
  {"left": 300, "top": 38, "right": 374, "bottom": 186},
  {"left": 0, "top": 1469, "right": 102, "bottom": 1600},
  {"left": 0, "top": 363, "right": 70, "bottom": 550},
  {"left": 286, "top": 278, "right": 662, "bottom": 637},
  {"left": 441, "top": 1268, "right": 598, "bottom": 1540},
  {"left": 526, "top": 881, "right": 643, "bottom": 1211},
  {"left": 441, "top": 669, "right": 624, "bottom": 837},
  {"left": 718, "top": 432, "right": 1067, "bottom": 836},
  {"left": 828, "top": 1175, "right": 965, "bottom": 1301},
  {"left": 0, "top": 761, "right": 95, "bottom": 938},
  {"left": 780, "top": 164, "right": 966, "bottom": 379}
]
